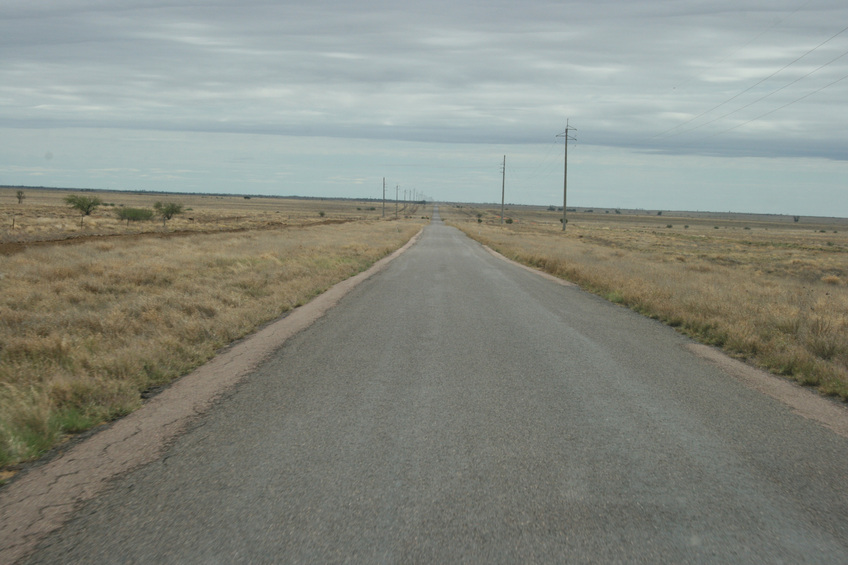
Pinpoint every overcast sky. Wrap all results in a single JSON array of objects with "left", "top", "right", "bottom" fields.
[{"left": 1, "top": 0, "right": 846, "bottom": 216}]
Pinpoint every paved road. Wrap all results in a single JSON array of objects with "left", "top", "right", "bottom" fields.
[{"left": 23, "top": 209, "right": 848, "bottom": 563}]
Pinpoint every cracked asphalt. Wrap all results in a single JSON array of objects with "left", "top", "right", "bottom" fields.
[{"left": 6, "top": 208, "right": 848, "bottom": 563}]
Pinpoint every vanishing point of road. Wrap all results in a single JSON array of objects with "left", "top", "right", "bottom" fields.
[{"left": 12, "top": 208, "right": 848, "bottom": 563}]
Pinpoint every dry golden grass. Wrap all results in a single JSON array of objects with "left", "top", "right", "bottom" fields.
[
  {"left": 0, "top": 188, "right": 425, "bottom": 469},
  {"left": 2, "top": 187, "right": 415, "bottom": 243},
  {"left": 444, "top": 204, "right": 848, "bottom": 401}
]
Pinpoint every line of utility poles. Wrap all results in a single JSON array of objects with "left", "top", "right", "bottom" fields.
[
  {"left": 381, "top": 124, "right": 574, "bottom": 226},
  {"left": 381, "top": 180, "right": 427, "bottom": 220},
  {"left": 557, "top": 120, "right": 577, "bottom": 231}
]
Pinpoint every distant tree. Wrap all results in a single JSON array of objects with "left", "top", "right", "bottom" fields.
[
  {"left": 116, "top": 207, "right": 155, "bottom": 226},
  {"left": 794, "top": 216, "right": 801, "bottom": 223},
  {"left": 16, "top": 190, "right": 25, "bottom": 204},
  {"left": 64, "top": 194, "right": 102, "bottom": 227},
  {"left": 154, "top": 201, "right": 184, "bottom": 227}
]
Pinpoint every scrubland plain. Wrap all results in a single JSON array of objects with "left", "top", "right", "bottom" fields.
[
  {"left": 2, "top": 187, "right": 395, "bottom": 245},
  {"left": 0, "top": 188, "right": 424, "bottom": 472},
  {"left": 444, "top": 204, "right": 848, "bottom": 402}
]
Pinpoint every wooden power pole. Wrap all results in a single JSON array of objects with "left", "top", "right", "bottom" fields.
[
  {"left": 557, "top": 121, "right": 576, "bottom": 231},
  {"left": 500, "top": 155, "right": 506, "bottom": 224}
]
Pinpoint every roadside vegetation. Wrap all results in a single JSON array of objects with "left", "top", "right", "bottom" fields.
[
  {"left": 445, "top": 205, "right": 848, "bottom": 401},
  {"left": 0, "top": 188, "right": 424, "bottom": 470}
]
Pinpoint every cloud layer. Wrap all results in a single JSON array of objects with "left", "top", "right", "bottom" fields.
[{"left": 1, "top": 1, "right": 846, "bottom": 213}]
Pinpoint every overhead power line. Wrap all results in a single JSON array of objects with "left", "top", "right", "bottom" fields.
[
  {"left": 711, "top": 70, "right": 848, "bottom": 137},
  {"left": 516, "top": 138, "right": 560, "bottom": 188},
  {"left": 670, "top": 3, "right": 808, "bottom": 92},
  {"left": 656, "top": 22, "right": 848, "bottom": 138},
  {"left": 676, "top": 47, "right": 848, "bottom": 136}
]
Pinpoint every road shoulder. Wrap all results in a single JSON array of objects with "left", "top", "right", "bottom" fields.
[
  {"left": 0, "top": 228, "right": 423, "bottom": 565},
  {"left": 482, "top": 240, "right": 848, "bottom": 439}
]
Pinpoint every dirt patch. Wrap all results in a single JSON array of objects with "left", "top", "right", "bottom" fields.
[{"left": 688, "top": 343, "right": 848, "bottom": 438}]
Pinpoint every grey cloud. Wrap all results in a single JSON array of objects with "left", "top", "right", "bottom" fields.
[{"left": 1, "top": 0, "right": 846, "bottom": 160}]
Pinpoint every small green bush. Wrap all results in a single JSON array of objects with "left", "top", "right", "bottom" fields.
[
  {"left": 116, "top": 207, "right": 155, "bottom": 225},
  {"left": 65, "top": 194, "right": 102, "bottom": 226},
  {"left": 154, "top": 201, "right": 184, "bottom": 226}
]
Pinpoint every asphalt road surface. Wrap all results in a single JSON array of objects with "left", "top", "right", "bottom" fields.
[{"left": 22, "top": 209, "right": 848, "bottom": 563}]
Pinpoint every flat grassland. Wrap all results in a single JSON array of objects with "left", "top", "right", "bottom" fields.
[
  {"left": 0, "top": 188, "right": 425, "bottom": 471},
  {"left": 2, "top": 187, "right": 395, "bottom": 245},
  {"left": 443, "top": 204, "right": 848, "bottom": 402}
]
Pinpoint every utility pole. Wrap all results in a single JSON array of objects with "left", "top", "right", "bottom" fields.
[
  {"left": 395, "top": 185, "right": 399, "bottom": 219},
  {"left": 556, "top": 120, "right": 577, "bottom": 231},
  {"left": 382, "top": 177, "right": 386, "bottom": 218},
  {"left": 500, "top": 155, "right": 506, "bottom": 224}
]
